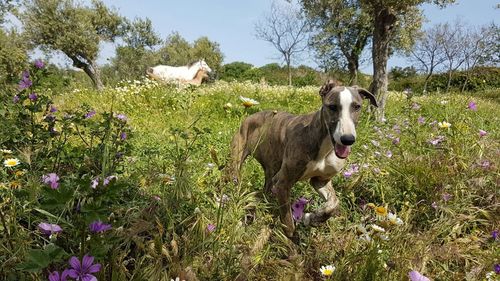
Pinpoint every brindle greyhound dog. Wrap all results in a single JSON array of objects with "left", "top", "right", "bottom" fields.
[{"left": 230, "top": 80, "right": 377, "bottom": 238}]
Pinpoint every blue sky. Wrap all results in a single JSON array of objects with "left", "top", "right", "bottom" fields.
[{"left": 91, "top": 1, "right": 498, "bottom": 72}]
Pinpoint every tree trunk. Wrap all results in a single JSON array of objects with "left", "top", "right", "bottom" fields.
[
  {"left": 286, "top": 61, "right": 292, "bottom": 86},
  {"left": 446, "top": 68, "right": 453, "bottom": 92},
  {"left": 69, "top": 55, "right": 104, "bottom": 91},
  {"left": 347, "top": 58, "right": 358, "bottom": 86},
  {"left": 369, "top": 8, "right": 396, "bottom": 122}
]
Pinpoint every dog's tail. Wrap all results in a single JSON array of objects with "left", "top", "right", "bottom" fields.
[{"left": 225, "top": 124, "right": 250, "bottom": 185}]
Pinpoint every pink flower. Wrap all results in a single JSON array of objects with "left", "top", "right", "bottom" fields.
[
  {"left": 292, "top": 197, "right": 309, "bottom": 221},
  {"left": 207, "top": 224, "right": 216, "bottom": 233},
  {"left": 479, "top": 130, "right": 487, "bottom": 137},
  {"left": 442, "top": 193, "right": 452, "bottom": 202},
  {"left": 409, "top": 270, "right": 430, "bottom": 281},
  {"left": 468, "top": 101, "right": 477, "bottom": 111},
  {"left": 42, "top": 173, "right": 60, "bottom": 189}
]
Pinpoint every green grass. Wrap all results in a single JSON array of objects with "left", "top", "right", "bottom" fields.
[{"left": 2, "top": 79, "right": 499, "bottom": 280}]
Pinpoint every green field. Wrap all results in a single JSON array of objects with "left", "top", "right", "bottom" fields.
[{"left": 1, "top": 78, "right": 499, "bottom": 280}]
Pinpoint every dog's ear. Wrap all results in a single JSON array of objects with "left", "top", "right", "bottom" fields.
[
  {"left": 354, "top": 87, "right": 378, "bottom": 107},
  {"left": 319, "top": 79, "right": 338, "bottom": 97}
]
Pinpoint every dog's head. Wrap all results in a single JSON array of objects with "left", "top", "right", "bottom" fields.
[{"left": 319, "top": 80, "right": 377, "bottom": 159}]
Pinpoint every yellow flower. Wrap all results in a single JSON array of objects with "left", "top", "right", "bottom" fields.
[
  {"left": 15, "top": 170, "right": 25, "bottom": 177},
  {"left": 320, "top": 265, "right": 335, "bottom": 276},
  {"left": 438, "top": 121, "right": 451, "bottom": 129},
  {"left": 239, "top": 96, "right": 259, "bottom": 108},
  {"left": 3, "top": 158, "right": 20, "bottom": 167},
  {"left": 375, "top": 206, "right": 388, "bottom": 217},
  {"left": 10, "top": 181, "right": 21, "bottom": 189}
]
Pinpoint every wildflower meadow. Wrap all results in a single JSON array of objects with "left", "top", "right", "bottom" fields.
[{"left": 0, "top": 62, "right": 499, "bottom": 281}]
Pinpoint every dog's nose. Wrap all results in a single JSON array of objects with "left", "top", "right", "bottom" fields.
[{"left": 340, "top": 134, "right": 356, "bottom": 145}]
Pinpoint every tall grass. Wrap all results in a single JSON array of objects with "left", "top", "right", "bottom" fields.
[{"left": 1, "top": 77, "right": 498, "bottom": 280}]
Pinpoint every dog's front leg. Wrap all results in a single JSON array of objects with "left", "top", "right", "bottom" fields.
[{"left": 303, "top": 177, "right": 339, "bottom": 226}]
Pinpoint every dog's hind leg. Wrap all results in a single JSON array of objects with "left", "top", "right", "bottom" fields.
[
  {"left": 272, "top": 171, "right": 297, "bottom": 238},
  {"left": 303, "top": 177, "right": 339, "bottom": 226}
]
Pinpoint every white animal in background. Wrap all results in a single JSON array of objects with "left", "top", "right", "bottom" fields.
[{"left": 146, "top": 59, "right": 212, "bottom": 82}]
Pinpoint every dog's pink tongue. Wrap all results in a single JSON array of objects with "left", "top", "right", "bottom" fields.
[{"left": 335, "top": 143, "right": 351, "bottom": 158}]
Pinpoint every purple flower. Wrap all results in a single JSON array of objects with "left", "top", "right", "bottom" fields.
[
  {"left": 103, "top": 175, "right": 117, "bottom": 186},
  {"left": 90, "top": 177, "right": 99, "bottom": 189},
  {"left": 343, "top": 164, "right": 360, "bottom": 178},
  {"left": 38, "top": 222, "right": 62, "bottom": 236},
  {"left": 84, "top": 110, "right": 96, "bottom": 119},
  {"left": 207, "top": 223, "right": 216, "bottom": 233},
  {"left": 442, "top": 193, "right": 452, "bottom": 202},
  {"left": 468, "top": 101, "right": 477, "bottom": 111},
  {"left": 115, "top": 113, "right": 127, "bottom": 122},
  {"left": 393, "top": 124, "right": 401, "bottom": 134},
  {"left": 89, "top": 220, "right": 112, "bottom": 233},
  {"left": 48, "top": 270, "right": 71, "bottom": 281},
  {"left": 29, "top": 93, "right": 38, "bottom": 101},
  {"left": 479, "top": 130, "right": 487, "bottom": 138},
  {"left": 409, "top": 270, "right": 430, "bottom": 281},
  {"left": 411, "top": 103, "right": 421, "bottom": 110},
  {"left": 292, "top": 197, "right": 309, "bottom": 221},
  {"left": 429, "top": 135, "right": 445, "bottom": 146},
  {"left": 492, "top": 230, "right": 498, "bottom": 240},
  {"left": 18, "top": 71, "right": 32, "bottom": 90},
  {"left": 13, "top": 95, "right": 20, "bottom": 103},
  {"left": 50, "top": 106, "right": 58, "bottom": 113},
  {"left": 67, "top": 254, "right": 101, "bottom": 281},
  {"left": 34, "top": 59, "right": 45, "bottom": 69},
  {"left": 495, "top": 264, "right": 500, "bottom": 274},
  {"left": 392, "top": 137, "right": 400, "bottom": 145},
  {"left": 417, "top": 116, "right": 425, "bottom": 125},
  {"left": 385, "top": 150, "right": 393, "bottom": 158},
  {"left": 429, "top": 120, "right": 437, "bottom": 127},
  {"left": 120, "top": 131, "right": 127, "bottom": 141},
  {"left": 477, "top": 160, "right": 490, "bottom": 169},
  {"left": 431, "top": 202, "right": 438, "bottom": 209},
  {"left": 42, "top": 173, "right": 60, "bottom": 189}
]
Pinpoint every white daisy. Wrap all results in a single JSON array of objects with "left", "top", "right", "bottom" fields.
[{"left": 319, "top": 265, "right": 335, "bottom": 276}]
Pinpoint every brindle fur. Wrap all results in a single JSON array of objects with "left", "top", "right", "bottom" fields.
[{"left": 230, "top": 80, "right": 377, "bottom": 238}]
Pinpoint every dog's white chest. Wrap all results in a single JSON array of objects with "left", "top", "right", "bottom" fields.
[{"left": 300, "top": 138, "right": 346, "bottom": 180}]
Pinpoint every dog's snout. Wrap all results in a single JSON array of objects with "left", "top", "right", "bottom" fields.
[{"left": 340, "top": 134, "right": 355, "bottom": 145}]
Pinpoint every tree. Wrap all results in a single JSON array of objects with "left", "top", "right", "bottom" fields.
[
  {"left": 255, "top": 0, "right": 309, "bottom": 86},
  {"left": 460, "top": 24, "right": 498, "bottom": 92},
  {"left": 0, "top": 28, "right": 27, "bottom": 86},
  {"left": 360, "top": 0, "right": 454, "bottom": 120},
  {"left": 408, "top": 24, "right": 446, "bottom": 93},
  {"left": 157, "top": 32, "right": 224, "bottom": 76},
  {"left": 158, "top": 32, "right": 193, "bottom": 66},
  {"left": 22, "top": 0, "right": 125, "bottom": 90},
  {"left": 301, "top": 0, "right": 371, "bottom": 85},
  {"left": 110, "top": 17, "right": 162, "bottom": 81},
  {"left": 438, "top": 21, "right": 465, "bottom": 92},
  {"left": 220, "top": 61, "right": 254, "bottom": 81}
]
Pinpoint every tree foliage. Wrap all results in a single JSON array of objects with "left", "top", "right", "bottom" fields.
[
  {"left": 107, "top": 17, "right": 163, "bottom": 82},
  {"left": 157, "top": 32, "right": 224, "bottom": 75},
  {"left": 0, "top": 27, "right": 27, "bottom": 87},
  {"left": 302, "top": 0, "right": 371, "bottom": 84},
  {"left": 22, "top": 0, "right": 126, "bottom": 90}
]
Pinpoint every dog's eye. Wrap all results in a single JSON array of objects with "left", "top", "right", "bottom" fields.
[
  {"left": 353, "top": 104, "right": 361, "bottom": 111},
  {"left": 328, "top": 105, "right": 338, "bottom": 112}
]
